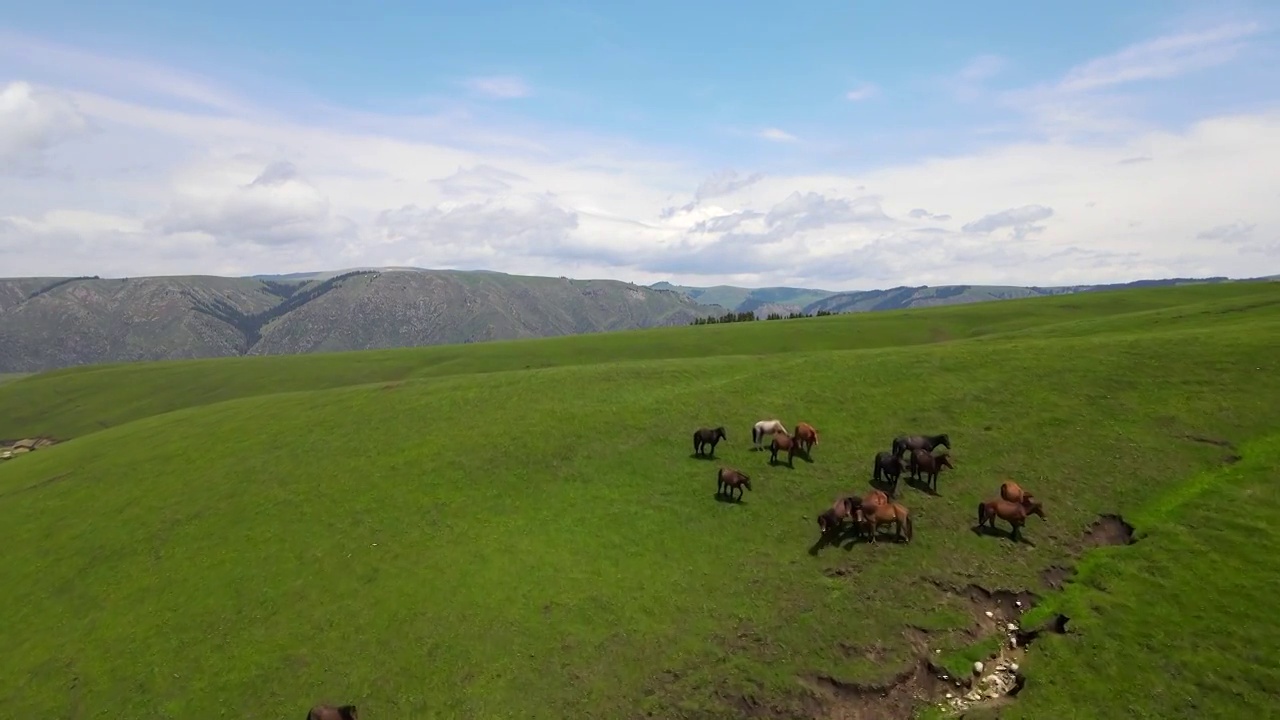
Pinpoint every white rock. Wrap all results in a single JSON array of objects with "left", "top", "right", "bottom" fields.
[
  {"left": 972, "top": 661, "right": 984, "bottom": 675},
  {"left": 984, "top": 610, "right": 994, "bottom": 618},
  {"left": 945, "top": 692, "right": 954, "bottom": 699},
  {"left": 1007, "top": 622, "right": 1018, "bottom": 631},
  {"left": 1015, "top": 600, "right": 1022, "bottom": 607},
  {"left": 1009, "top": 662, "right": 1020, "bottom": 672}
]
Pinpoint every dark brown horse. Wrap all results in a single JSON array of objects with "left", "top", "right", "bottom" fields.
[
  {"left": 769, "top": 431, "right": 799, "bottom": 467},
  {"left": 716, "top": 466, "right": 752, "bottom": 501},
  {"left": 872, "top": 451, "right": 904, "bottom": 493},
  {"left": 893, "top": 433, "right": 951, "bottom": 462},
  {"left": 977, "top": 496, "right": 1046, "bottom": 542},
  {"left": 307, "top": 705, "right": 358, "bottom": 720},
  {"left": 817, "top": 496, "right": 856, "bottom": 535},
  {"left": 693, "top": 426, "right": 727, "bottom": 457},
  {"left": 794, "top": 422, "right": 819, "bottom": 454},
  {"left": 856, "top": 499, "right": 914, "bottom": 544},
  {"left": 911, "top": 449, "right": 954, "bottom": 492}
]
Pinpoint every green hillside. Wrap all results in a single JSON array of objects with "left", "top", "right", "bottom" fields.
[{"left": 1, "top": 281, "right": 1278, "bottom": 719}]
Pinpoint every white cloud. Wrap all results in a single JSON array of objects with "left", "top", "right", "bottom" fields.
[
  {"left": 0, "top": 81, "right": 91, "bottom": 174},
  {"left": 757, "top": 127, "right": 798, "bottom": 143},
  {"left": 0, "top": 23, "right": 1278, "bottom": 290},
  {"left": 463, "top": 75, "right": 533, "bottom": 100},
  {"left": 845, "top": 83, "right": 879, "bottom": 102}
]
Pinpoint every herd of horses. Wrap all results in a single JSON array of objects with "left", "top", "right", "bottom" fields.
[{"left": 695, "top": 420, "right": 1048, "bottom": 545}]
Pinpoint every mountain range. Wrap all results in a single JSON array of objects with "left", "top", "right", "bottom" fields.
[{"left": 0, "top": 267, "right": 1262, "bottom": 373}]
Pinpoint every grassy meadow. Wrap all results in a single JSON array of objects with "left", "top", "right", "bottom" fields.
[{"left": 1, "top": 281, "right": 1278, "bottom": 719}]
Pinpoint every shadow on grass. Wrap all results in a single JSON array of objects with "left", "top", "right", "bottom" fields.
[
  {"left": 868, "top": 476, "right": 901, "bottom": 497},
  {"left": 688, "top": 452, "right": 718, "bottom": 461},
  {"left": 712, "top": 492, "right": 748, "bottom": 505},
  {"left": 970, "top": 523, "right": 1038, "bottom": 547},
  {"left": 903, "top": 475, "right": 941, "bottom": 496},
  {"left": 808, "top": 523, "right": 863, "bottom": 555}
]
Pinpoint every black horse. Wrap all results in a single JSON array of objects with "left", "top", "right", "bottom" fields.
[
  {"left": 892, "top": 433, "right": 952, "bottom": 478},
  {"left": 693, "top": 426, "right": 727, "bottom": 457},
  {"left": 872, "top": 451, "right": 904, "bottom": 493}
]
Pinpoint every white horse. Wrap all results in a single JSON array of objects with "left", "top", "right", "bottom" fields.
[{"left": 752, "top": 419, "right": 787, "bottom": 449}]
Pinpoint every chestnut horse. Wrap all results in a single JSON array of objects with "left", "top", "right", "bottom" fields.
[
  {"left": 693, "top": 426, "right": 727, "bottom": 457},
  {"left": 307, "top": 705, "right": 358, "bottom": 720},
  {"left": 873, "top": 451, "right": 904, "bottom": 493},
  {"left": 1000, "top": 481, "right": 1029, "bottom": 503},
  {"left": 857, "top": 499, "right": 914, "bottom": 544},
  {"left": 977, "top": 496, "right": 1046, "bottom": 542},
  {"left": 794, "top": 422, "right": 819, "bottom": 454},
  {"left": 716, "top": 467, "right": 752, "bottom": 501},
  {"left": 893, "top": 433, "right": 951, "bottom": 462},
  {"left": 769, "top": 431, "right": 799, "bottom": 467},
  {"left": 752, "top": 419, "right": 787, "bottom": 449},
  {"left": 911, "top": 449, "right": 954, "bottom": 492}
]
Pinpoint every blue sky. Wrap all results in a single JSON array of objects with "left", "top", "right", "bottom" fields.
[{"left": 0, "top": 1, "right": 1278, "bottom": 288}]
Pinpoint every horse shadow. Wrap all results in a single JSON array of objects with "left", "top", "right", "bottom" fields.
[
  {"left": 712, "top": 491, "right": 747, "bottom": 505},
  {"left": 904, "top": 475, "right": 940, "bottom": 496},
  {"left": 846, "top": 529, "right": 909, "bottom": 548},
  {"left": 970, "top": 523, "right": 1037, "bottom": 546},
  {"left": 688, "top": 452, "right": 718, "bottom": 461},
  {"left": 868, "top": 476, "right": 900, "bottom": 497},
  {"left": 808, "top": 524, "right": 861, "bottom": 555}
]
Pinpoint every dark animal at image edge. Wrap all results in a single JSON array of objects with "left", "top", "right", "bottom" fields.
[
  {"left": 716, "top": 467, "right": 752, "bottom": 501},
  {"left": 693, "top": 426, "right": 727, "bottom": 456},
  {"left": 307, "top": 705, "right": 358, "bottom": 720}
]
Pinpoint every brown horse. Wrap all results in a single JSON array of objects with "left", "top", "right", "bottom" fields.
[
  {"left": 716, "top": 467, "right": 752, "bottom": 501},
  {"left": 1000, "top": 481, "right": 1029, "bottom": 503},
  {"left": 977, "top": 496, "right": 1046, "bottom": 542},
  {"left": 856, "top": 500, "right": 914, "bottom": 544},
  {"left": 873, "top": 451, "right": 904, "bottom": 493},
  {"left": 911, "top": 449, "right": 954, "bottom": 491},
  {"left": 817, "top": 496, "right": 857, "bottom": 535},
  {"left": 307, "top": 705, "right": 358, "bottom": 720},
  {"left": 794, "top": 422, "right": 819, "bottom": 454},
  {"left": 769, "top": 431, "right": 799, "bottom": 467},
  {"left": 893, "top": 433, "right": 951, "bottom": 462},
  {"left": 693, "top": 426, "right": 727, "bottom": 457}
]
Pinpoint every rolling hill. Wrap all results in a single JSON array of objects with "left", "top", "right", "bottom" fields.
[
  {"left": 0, "top": 269, "right": 723, "bottom": 373},
  {"left": 1, "top": 281, "right": 1278, "bottom": 719}
]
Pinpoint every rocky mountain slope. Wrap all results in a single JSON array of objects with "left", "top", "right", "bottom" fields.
[{"left": 0, "top": 269, "right": 722, "bottom": 372}]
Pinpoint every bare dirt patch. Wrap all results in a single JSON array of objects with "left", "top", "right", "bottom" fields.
[
  {"left": 0, "top": 436, "right": 64, "bottom": 462},
  {"left": 1082, "top": 513, "right": 1136, "bottom": 547},
  {"left": 799, "top": 656, "right": 948, "bottom": 720},
  {"left": 1040, "top": 564, "right": 1077, "bottom": 590}
]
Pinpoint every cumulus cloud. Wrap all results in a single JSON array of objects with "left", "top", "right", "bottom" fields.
[
  {"left": 0, "top": 22, "right": 1277, "bottom": 289},
  {"left": 0, "top": 81, "right": 90, "bottom": 174}
]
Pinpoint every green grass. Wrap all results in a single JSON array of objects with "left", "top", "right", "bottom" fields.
[
  {"left": 1, "top": 281, "right": 1278, "bottom": 719},
  {"left": 0, "top": 372, "right": 29, "bottom": 387}
]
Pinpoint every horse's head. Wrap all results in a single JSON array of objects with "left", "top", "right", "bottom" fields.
[
  {"left": 715, "top": 427, "right": 727, "bottom": 441},
  {"left": 1025, "top": 499, "right": 1046, "bottom": 520},
  {"left": 937, "top": 434, "right": 952, "bottom": 448},
  {"left": 340, "top": 706, "right": 359, "bottom": 720},
  {"left": 938, "top": 454, "right": 955, "bottom": 470}
]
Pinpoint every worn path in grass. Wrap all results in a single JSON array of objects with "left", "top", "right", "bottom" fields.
[{"left": 0, "top": 282, "right": 1278, "bottom": 719}]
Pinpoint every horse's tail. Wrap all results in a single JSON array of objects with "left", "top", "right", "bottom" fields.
[
  {"left": 977, "top": 501, "right": 988, "bottom": 527},
  {"left": 873, "top": 456, "right": 882, "bottom": 482},
  {"left": 903, "top": 511, "right": 914, "bottom": 542},
  {"left": 752, "top": 426, "right": 761, "bottom": 444},
  {"left": 813, "top": 429, "right": 820, "bottom": 446}
]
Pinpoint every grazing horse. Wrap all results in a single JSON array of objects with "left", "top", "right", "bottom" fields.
[
  {"left": 794, "top": 422, "right": 819, "bottom": 454},
  {"left": 716, "top": 467, "right": 752, "bottom": 501},
  {"left": 693, "top": 426, "right": 727, "bottom": 457},
  {"left": 873, "top": 451, "right": 904, "bottom": 493},
  {"left": 857, "top": 499, "right": 914, "bottom": 544},
  {"left": 817, "top": 496, "right": 856, "bottom": 535},
  {"left": 752, "top": 419, "right": 787, "bottom": 449},
  {"left": 977, "top": 496, "right": 1046, "bottom": 542},
  {"left": 911, "top": 449, "right": 954, "bottom": 492},
  {"left": 893, "top": 433, "right": 952, "bottom": 462},
  {"left": 768, "top": 431, "right": 799, "bottom": 467},
  {"left": 1000, "top": 481, "right": 1029, "bottom": 503},
  {"left": 307, "top": 705, "right": 358, "bottom": 720}
]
